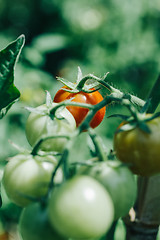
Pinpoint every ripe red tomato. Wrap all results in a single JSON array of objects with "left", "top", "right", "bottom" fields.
[
  {"left": 114, "top": 116, "right": 160, "bottom": 176},
  {"left": 53, "top": 87, "right": 106, "bottom": 128}
]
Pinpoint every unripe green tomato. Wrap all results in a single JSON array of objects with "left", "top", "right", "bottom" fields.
[
  {"left": 2, "top": 154, "right": 62, "bottom": 207},
  {"left": 19, "top": 203, "right": 66, "bottom": 240},
  {"left": 48, "top": 175, "right": 114, "bottom": 239},
  {"left": 78, "top": 161, "right": 137, "bottom": 219},
  {"left": 25, "top": 103, "right": 76, "bottom": 152}
]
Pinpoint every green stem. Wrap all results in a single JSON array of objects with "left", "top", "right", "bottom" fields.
[
  {"left": 97, "top": 78, "right": 145, "bottom": 106},
  {"left": 31, "top": 135, "right": 70, "bottom": 156},
  {"left": 50, "top": 100, "right": 94, "bottom": 116},
  {"left": 88, "top": 128, "right": 107, "bottom": 162}
]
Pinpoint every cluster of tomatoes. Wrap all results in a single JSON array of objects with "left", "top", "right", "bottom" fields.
[{"left": 1, "top": 83, "right": 160, "bottom": 240}]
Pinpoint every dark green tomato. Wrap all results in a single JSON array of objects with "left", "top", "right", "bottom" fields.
[
  {"left": 114, "top": 116, "right": 160, "bottom": 176},
  {"left": 19, "top": 203, "right": 66, "bottom": 240},
  {"left": 78, "top": 161, "right": 137, "bottom": 219}
]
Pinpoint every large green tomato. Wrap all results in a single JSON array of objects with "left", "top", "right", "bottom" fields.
[
  {"left": 48, "top": 175, "right": 114, "bottom": 239},
  {"left": 78, "top": 161, "right": 137, "bottom": 219},
  {"left": 2, "top": 153, "right": 62, "bottom": 207},
  {"left": 19, "top": 203, "right": 66, "bottom": 240},
  {"left": 25, "top": 103, "right": 76, "bottom": 152}
]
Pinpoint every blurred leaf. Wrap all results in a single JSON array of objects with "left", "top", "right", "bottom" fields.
[
  {"left": 23, "top": 46, "right": 45, "bottom": 67},
  {"left": 0, "top": 35, "right": 25, "bottom": 118},
  {"left": 32, "top": 33, "right": 69, "bottom": 54}
]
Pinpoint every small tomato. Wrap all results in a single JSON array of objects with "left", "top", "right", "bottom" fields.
[
  {"left": 114, "top": 116, "right": 160, "bottom": 176},
  {"left": 54, "top": 87, "right": 106, "bottom": 128},
  {"left": 2, "top": 154, "right": 62, "bottom": 207},
  {"left": 25, "top": 103, "right": 76, "bottom": 152},
  {"left": 48, "top": 175, "right": 114, "bottom": 239},
  {"left": 78, "top": 160, "right": 137, "bottom": 219}
]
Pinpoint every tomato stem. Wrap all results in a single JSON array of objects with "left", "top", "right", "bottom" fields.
[
  {"left": 31, "top": 135, "right": 70, "bottom": 156},
  {"left": 50, "top": 99, "right": 94, "bottom": 117},
  {"left": 88, "top": 128, "right": 107, "bottom": 162}
]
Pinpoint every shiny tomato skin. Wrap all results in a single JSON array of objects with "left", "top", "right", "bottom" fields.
[
  {"left": 48, "top": 175, "right": 114, "bottom": 239},
  {"left": 53, "top": 87, "right": 106, "bottom": 128},
  {"left": 78, "top": 161, "right": 137, "bottom": 220},
  {"left": 19, "top": 203, "right": 66, "bottom": 240},
  {"left": 2, "top": 154, "right": 62, "bottom": 207},
  {"left": 25, "top": 103, "right": 76, "bottom": 153},
  {"left": 114, "top": 116, "right": 160, "bottom": 176}
]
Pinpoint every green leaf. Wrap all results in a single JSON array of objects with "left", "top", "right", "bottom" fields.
[{"left": 0, "top": 35, "right": 25, "bottom": 118}]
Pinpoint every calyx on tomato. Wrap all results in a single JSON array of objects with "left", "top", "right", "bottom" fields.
[
  {"left": 114, "top": 114, "right": 160, "bottom": 176},
  {"left": 25, "top": 91, "right": 76, "bottom": 153},
  {"left": 53, "top": 68, "right": 106, "bottom": 128}
]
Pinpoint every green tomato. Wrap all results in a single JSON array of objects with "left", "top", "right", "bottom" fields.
[
  {"left": 48, "top": 175, "right": 114, "bottom": 239},
  {"left": 2, "top": 153, "right": 62, "bottom": 207},
  {"left": 25, "top": 103, "right": 76, "bottom": 152},
  {"left": 78, "top": 161, "right": 137, "bottom": 219},
  {"left": 114, "top": 115, "right": 160, "bottom": 176},
  {"left": 19, "top": 203, "right": 66, "bottom": 240}
]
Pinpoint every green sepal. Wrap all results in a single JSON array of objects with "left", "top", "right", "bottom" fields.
[
  {"left": 108, "top": 114, "right": 130, "bottom": 121},
  {"left": 56, "top": 77, "right": 76, "bottom": 90},
  {"left": 117, "top": 122, "right": 137, "bottom": 133},
  {"left": 140, "top": 99, "right": 151, "bottom": 113},
  {"left": 138, "top": 121, "right": 151, "bottom": 134},
  {"left": 56, "top": 67, "right": 107, "bottom": 93},
  {"left": 45, "top": 91, "right": 53, "bottom": 108}
]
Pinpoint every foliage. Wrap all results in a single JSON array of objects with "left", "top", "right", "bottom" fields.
[{"left": 0, "top": 1, "right": 160, "bottom": 239}]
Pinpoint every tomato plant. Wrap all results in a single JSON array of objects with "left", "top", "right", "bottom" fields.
[
  {"left": 19, "top": 202, "right": 66, "bottom": 240},
  {"left": 48, "top": 175, "right": 114, "bottom": 239},
  {"left": 25, "top": 103, "right": 76, "bottom": 152},
  {"left": 78, "top": 160, "right": 137, "bottom": 220},
  {"left": 114, "top": 115, "right": 160, "bottom": 176},
  {"left": 2, "top": 153, "right": 62, "bottom": 207},
  {"left": 54, "top": 87, "right": 106, "bottom": 128}
]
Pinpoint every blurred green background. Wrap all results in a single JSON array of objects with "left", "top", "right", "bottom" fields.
[
  {"left": 0, "top": 0, "right": 160, "bottom": 238},
  {"left": 0, "top": 0, "right": 160, "bottom": 160}
]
